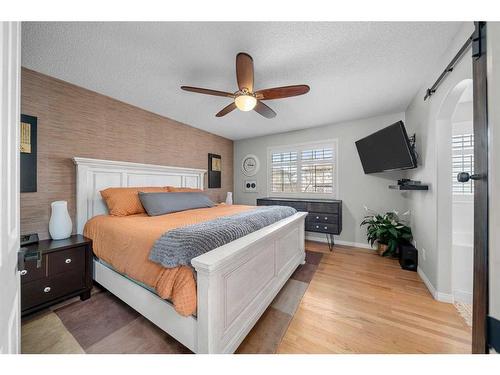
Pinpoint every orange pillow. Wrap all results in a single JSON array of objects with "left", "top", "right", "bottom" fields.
[
  {"left": 100, "top": 186, "right": 169, "bottom": 216},
  {"left": 166, "top": 186, "right": 203, "bottom": 193}
]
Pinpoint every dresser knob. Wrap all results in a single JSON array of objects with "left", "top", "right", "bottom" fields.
[
  {"left": 65, "top": 258, "right": 72, "bottom": 264},
  {"left": 324, "top": 217, "right": 328, "bottom": 220},
  {"left": 20, "top": 270, "right": 27, "bottom": 276},
  {"left": 324, "top": 226, "right": 328, "bottom": 230},
  {"left": 316, "top": 216, "right": 319, "bottom": 220},
  {"left": 316, "top": 225, "right": 319, "bottom": 229},
  {"left": 43, "top": 287, "right": 51, "bottom": 293}
]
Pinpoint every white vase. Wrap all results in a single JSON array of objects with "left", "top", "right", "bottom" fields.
[
  {"left": 225, "top": 192, "right": 233, "bottom": 205},
  {"left": 49, "top": 200, "right": 72, "bottom": 240}
]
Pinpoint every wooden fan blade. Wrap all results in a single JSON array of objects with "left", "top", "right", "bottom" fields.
[
  {"left": 254, "top": 101, "right": 276, "bottom": 119},
  {"left": 255, "top": 85, "right": 310, "bottom": 100},
  {"left": 236, "top": 53, "right": 254, "bottom": 92},
  {"left": 181, "top": 86, "right": 234, "bottom": 98},
  {"left": 215, "top": 102, "right": 237, "bottom": 117}
]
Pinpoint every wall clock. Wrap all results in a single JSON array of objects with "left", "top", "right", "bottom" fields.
[{"left": 241, "top": 154, "right": 260, "bottom": 176}]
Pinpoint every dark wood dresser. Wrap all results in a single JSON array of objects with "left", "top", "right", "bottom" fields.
[
  {"left": 256, "top": 197, "right": 342, "bottom": 250},
  {"left": 20, "top": 235, "right": 93, "bottom": 316}
]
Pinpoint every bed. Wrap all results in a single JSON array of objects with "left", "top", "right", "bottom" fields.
[{"left": 73, "top": 157, "right": 307, "bottom": 353}]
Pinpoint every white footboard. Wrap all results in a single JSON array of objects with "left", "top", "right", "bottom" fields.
[{"left": 191, "top": 212, "right": 307, "bottom": 354}]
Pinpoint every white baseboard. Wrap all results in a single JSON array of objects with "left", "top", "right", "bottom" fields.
[
  {"left": 417, "top": 266, "right": 454, "bottom": 303},
  {"left": 453, "top": 289, "right": 473, "bottom": 304},
  {"left": 305, "top": 233, "right": 375, "bottom": 250},
  {"left": 437, "top": 292, "right": 454, "bottom": 303}
]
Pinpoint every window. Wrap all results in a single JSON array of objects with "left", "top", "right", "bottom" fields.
[
  {"left": 270, "top": 151, "right": 298, "bottom": 193},
  {"left": 452, "top": 133, "right": 474, "bottom": 195},
  {"left": 269, "top": 141, "right": 337, "bottom": 197}
]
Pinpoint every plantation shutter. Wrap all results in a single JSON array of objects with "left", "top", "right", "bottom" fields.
[{"left": 452, "top": 133, "right": 474, "bottom": 195}]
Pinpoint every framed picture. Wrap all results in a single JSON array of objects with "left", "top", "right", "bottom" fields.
[
  {"left": 20, "top": 114, "right": 37, "bottom": 192},
  {"left": 208, "top": 153, "right": 221, "bottom": 189}
]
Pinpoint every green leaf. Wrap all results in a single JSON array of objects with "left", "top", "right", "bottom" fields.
[{"left": 388, "top": 228, "right": 399, "bottom": 238}]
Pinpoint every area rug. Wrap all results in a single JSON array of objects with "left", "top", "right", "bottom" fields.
[{"left": 21, "top": 250, "right": 323, "bottom": 354}]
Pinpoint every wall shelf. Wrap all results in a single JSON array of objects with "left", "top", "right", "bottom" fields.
[{"left": 389, "top": 184, "right": 429, "bottom": 191}]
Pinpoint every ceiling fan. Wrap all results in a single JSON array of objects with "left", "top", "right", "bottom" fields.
[{"left": 181, "top": 53, "right": 310, "bottom": 119}]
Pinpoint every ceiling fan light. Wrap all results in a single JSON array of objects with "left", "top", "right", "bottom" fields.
[{"left": 234, "top": 94, "right": 257, "bottom": 111}]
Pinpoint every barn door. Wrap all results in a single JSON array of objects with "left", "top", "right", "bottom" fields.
[{"left": 468, "top": 21, "right": 489, "bottom": 354}]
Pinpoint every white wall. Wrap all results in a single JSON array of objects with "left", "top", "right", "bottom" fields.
[
  {"left": 405, "top": 22, "right": 474, "bottom": 299},
  {"left": 233, "top": 112, "right": 410, "bottom": 247},
  {"left": 487, "top": 22, "right": 500, "bottom": 322}
]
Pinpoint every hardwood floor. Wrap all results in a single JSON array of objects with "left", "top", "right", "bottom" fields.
[{"left": 277, "top": 241, "right": 472, "bottom": 354}]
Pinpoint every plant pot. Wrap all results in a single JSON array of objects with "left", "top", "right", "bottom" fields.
[{"left": 377, "top": 243, "right": 389, "bottom": 256}]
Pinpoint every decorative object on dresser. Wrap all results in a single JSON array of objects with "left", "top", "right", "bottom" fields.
[
  {"left": 20, "top": 114, "right": 37, "bottom": 192},
  {"left": 19, "top": 235, "right": 93, "bottom": 316},
  {"left": 257, "top": 197, "right": 342, "bottom": 251},
  {"left": 225, "top": 191, "right": 233, "bottom": 205},
  {"left": 48, "top": 200, "right": 72, "bottom": 240},
  {"left": 360, "top": 208, "right": 412, "bottom": 257},
  {"left": 208, "top": 153, "right": 221, "bottom": 188}
]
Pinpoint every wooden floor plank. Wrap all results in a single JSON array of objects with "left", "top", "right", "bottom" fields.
[{"left": 277, "top": 241, "right": 471, "bottom": 354}]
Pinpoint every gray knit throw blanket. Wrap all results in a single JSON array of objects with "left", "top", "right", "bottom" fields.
[{"left": 149, "top": 206, "right": 297, "bottom": 268}]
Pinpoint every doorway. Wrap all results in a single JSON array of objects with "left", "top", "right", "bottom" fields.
[
  {"left": 451, "top": 81, "right": 474, "bottom": 319},
  {"left": 436, "top": 78, "right": 474, "bottom": 327}
]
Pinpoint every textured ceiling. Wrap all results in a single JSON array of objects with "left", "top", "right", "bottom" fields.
[{"left": 22, "top": 22, "right": 464, "bottom": 140}]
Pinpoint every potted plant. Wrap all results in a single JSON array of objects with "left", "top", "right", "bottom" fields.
[{"left": 360, "top": 209, "right": 413, "bottom": 257}]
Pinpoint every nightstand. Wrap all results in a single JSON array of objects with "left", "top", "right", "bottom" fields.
[{"left": 20, "top": 234, "right": 93, "bottom": 316}]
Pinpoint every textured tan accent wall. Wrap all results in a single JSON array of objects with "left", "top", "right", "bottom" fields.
[{"left": 21, "top": 68, "right": 233, "bottom": 239}]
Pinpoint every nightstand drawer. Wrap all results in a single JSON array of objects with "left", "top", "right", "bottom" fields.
[
  {"left": 48, "top": 246, "right": 85, "bottom": 276},
  {"left": 307, "top": 213, "right": 339, "bottom": 224},
  {"left": 306, "top": 222, "right": 339, "bottom": 234},
  {"left": 20, "top": 253, "right": 46, "bottom": 284},
  {"left": 21, "top": 272, "right": 85, "bottom": 311}
]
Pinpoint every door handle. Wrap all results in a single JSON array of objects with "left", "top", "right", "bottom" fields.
[
  {"left": 457, "top": 172, "right": 483, "bottom": 182},
  {"left": 18, "top": 248, "right": 26, "bottom": 273}
]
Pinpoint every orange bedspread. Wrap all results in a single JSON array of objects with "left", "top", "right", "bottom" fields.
[{"left": 84, "top": 204, "right": 255, "bottom": 316}]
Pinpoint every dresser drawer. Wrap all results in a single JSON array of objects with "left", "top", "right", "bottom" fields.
[
  {"left": 20, "top": 253, "right": 46, "bottom": 284},
  {"left": 257, "top": 199, "right": 307, "bottom": 211},
  {"left": 21, "top": 272, "right": 85, "bottom": 311},
  {"left": 282, "top": 201, "right": 307, "bottom": 211},
  {"left": 307, "top": 202, "right": 339, "bottom": 214},
  {"left": 307, "top": 213, "right": 339, "bottom": 224},
  {"left": 306, "top": 222, "right": 339, "bottom": 234},
  {"left": 48, "top": 246, "right": 85, "bottom": 276},
  {"left": 256, "top": 199, "right": 273, "bottom": 206}
]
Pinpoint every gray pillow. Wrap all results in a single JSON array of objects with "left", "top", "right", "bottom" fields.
[{"left": 138, "top": 192, "right": 215, "bottom": 216}]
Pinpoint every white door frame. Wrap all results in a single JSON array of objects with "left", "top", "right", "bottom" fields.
[{"left": 0, "top": 21, "right": 21, "bottom": 354}]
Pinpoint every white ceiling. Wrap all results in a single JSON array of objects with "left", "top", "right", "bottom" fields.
[{"left": 22, "top": 22, "right": 464, "bottom": 140}]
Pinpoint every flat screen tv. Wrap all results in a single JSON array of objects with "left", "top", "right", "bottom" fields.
[{"left": 355, "top": 121, "right": 417, "bottom": 174}]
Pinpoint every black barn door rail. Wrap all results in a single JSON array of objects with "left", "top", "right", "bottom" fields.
[{"left": 423, "top": 33, "right": 474, "bottom": 101}]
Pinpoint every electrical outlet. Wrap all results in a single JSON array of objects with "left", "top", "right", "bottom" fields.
[
  {"left": 413, "top": 239, "right": 417, "bottom": 248},
  {"left": 421, "top": 248, "right": 426, "bottom": 261}
]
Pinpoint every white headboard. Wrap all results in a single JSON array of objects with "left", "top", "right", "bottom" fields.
[{"left": 73, "top": 157, "right": 206, "bottom": 234}]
